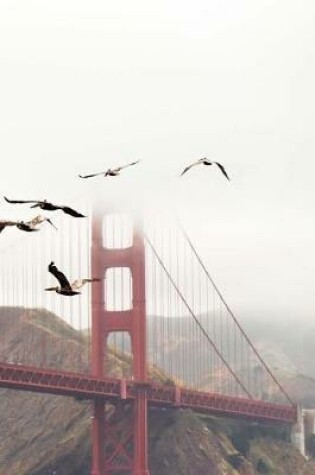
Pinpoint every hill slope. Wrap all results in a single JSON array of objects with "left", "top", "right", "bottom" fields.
[{"left": 0, "top": 307, "right": 314, "bottom": 474}]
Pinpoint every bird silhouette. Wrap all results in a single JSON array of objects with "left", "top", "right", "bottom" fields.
[
  {"left": 19, "top": 215, "right": 57, "bottom": 232},
  {"left": 45, "top": 261, "right": 100, "bottom": 296},
  {"left": 0, "top": 220, "right": 20, "bottom": 233},
  {"left": 0, "top": 215, "right": 56, "bottom": 233},
  {"left": 181, "top": 158, "right": 230, "bottom": 180},
  {"left": 4, "top": 197, "right": 85, "bottom": 218},
  {"left": 79, "top": 160, "right": 140, "bottom": 179}
]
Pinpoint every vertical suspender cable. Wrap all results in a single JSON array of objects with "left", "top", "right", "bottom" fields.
[
  {"left": 178, "top": 224, "right": 294, "bottom": 404},
  {"left": 145, "top": 235, "right": 253, "bottom": 399}
]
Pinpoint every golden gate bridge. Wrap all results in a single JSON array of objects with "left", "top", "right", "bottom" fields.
[{"left": 0, "top": 205, "right": 296, "bottom": 474}]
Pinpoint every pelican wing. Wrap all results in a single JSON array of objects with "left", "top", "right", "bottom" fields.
[
  {"left": 0, "top": 220, "right": 18, "bottom": 233},
  {"left": 115, "top": 160, "right": 140, "bottom": 172},
  {"left": 180, "top": 159, "right": 204, "bottom": 176},
  {"left": 59, "top": 206, "right": 86, "bottom": 218},
  {"left": 214, "top": 162, "right": 230, "bottom": 180},
  {"left": 71, "top": 278, "right": 101, "bottom": 290},
  {"left": 78, "top": 172, "right": 105, "bottom": 179},
  {"left": 16, "top": 222, "right": 37, "bottom": 232},
  {"left": 48, "top": 262, "right": 72, "bottom": 290},
  {"left": 4, "top": 197, "right": 40, "bottom": 205}
]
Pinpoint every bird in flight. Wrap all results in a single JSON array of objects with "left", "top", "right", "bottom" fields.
[
  {"left": 78, "top": 160, "right": 140, "bottom": 179},
  {"left": 19, "top": 215, "right": 57, "bottom": 232},
  {"left": 4, "top": 197, "right": 85, "bottom": 218},
  {"left": 45, "top": 261, "right": 100, "bottom": 296},
  {"left": 181, "top": 158, "right": 230, "bottom": 180},
  {"left": 0, "top": 215, "right": 57, "bottom": 234}
]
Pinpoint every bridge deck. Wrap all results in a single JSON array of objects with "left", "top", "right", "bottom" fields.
[{"left": 0, "top": 363, "right": 296, "bottom": 424}]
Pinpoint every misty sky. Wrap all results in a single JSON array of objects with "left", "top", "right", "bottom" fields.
[{"left": 0, "top": 1, "right": 315, "bottom": 322}]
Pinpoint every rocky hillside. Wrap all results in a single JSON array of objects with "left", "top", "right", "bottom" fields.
[
  {"left": 0, "top": 306, "right": 315, "bottom": 474},
  {"left": 1, "top": 395, "right": 315, "bottom": 475},
  {"left": 149, "top": 411, "right": 315, "bottom": 475}
]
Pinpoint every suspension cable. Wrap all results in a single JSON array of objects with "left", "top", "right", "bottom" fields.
[
  {"left": 178, "top": 223, "right": 294, "bottom": 406},
  {"left": 145, "top": 234, "right": 253, "bottom": 399}
]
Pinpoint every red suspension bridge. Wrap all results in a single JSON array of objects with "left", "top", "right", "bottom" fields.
[{"left": 0, "top": 206, "right": 297, "bottom": 474}]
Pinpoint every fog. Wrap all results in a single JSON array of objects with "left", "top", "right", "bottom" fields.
[{"left": 0, "top": 1, "right": 315, "bottom": 321}]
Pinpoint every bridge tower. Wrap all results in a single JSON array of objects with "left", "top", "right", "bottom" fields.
[{"left": 91, "top": 210, "right": 150, "bottom": 475}]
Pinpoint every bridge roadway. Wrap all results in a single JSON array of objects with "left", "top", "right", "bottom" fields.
[{"left": 0, "top": 362, "right": 297, "bottom": 424}]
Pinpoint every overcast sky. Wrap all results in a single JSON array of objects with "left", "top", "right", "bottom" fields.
[{"left": 0, "top": 1, "right": 315, "bottom": 322}]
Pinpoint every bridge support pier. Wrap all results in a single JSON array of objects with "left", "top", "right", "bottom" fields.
[
  {"left": 134, "top": 394, "right": 150, "bottom": 475},
  {"left": 91, "top": 399, "right": 105, "bottom": 475},
  {"left": 91, "top": 211, "right": 150, "bottom": 475},
  {"left": 291, "top": 406, "right": 305, "bottom": 457}
]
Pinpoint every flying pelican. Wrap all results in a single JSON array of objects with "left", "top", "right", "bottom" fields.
[
  {"left": 4, "top": 197, "right": 85, "bottom": 218},
  {"left": 181, "top": 158, "right": 230, "bottom": 180},
  {"left": 45, "top": 261, "right": 100, "bottom": 296},
  {"left": 0, "top": 215, "right": 56, "bottom": 233},
  {"left": 18, "top": 215, "right": 57, "bottom": 232},
  {"left": 78, "top": 160, "right": 140, "bottom": 179}
]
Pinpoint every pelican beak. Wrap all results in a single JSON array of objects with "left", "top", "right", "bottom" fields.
[
  {"left": 44, "top": 287, "right": 56, "bottom": 291},
  {"left": 30, "top": 203, "right": 40, "bottom": 209},
  {"left": 46, "top": 218, "right": 57, "bottom": 230}
]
